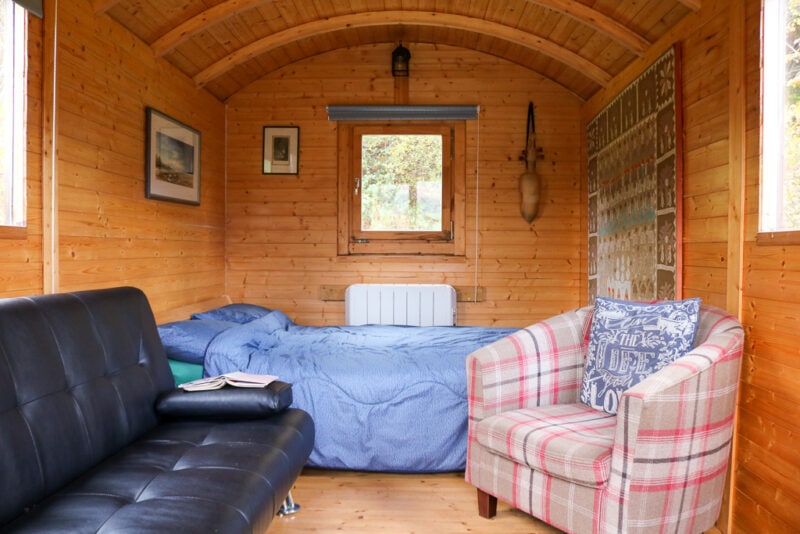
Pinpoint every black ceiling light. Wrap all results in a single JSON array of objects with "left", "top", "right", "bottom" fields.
[{"left": 391, "top": 42, "right": 410, "bottom": 77}]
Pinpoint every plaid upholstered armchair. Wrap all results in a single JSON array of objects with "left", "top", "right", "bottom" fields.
[{"left": 465, "top": 303, "right": 744, "bottom": 534}]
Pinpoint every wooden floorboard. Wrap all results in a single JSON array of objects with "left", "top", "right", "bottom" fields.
[{"left": 270, "top": 469, "right": 563, "bottom": 533}]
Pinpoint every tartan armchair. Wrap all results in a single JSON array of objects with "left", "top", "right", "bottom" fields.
[{"left": 465, "top": 304, "right": 744, "bottom": 534}]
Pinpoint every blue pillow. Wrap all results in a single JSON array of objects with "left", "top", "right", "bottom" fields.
[
  {"left": 158, "top": 320, "right": 238, "bottom": 364},
  {"left": 580, "top": 296, "right": 701, "bottom": 415},
  {"left": 191, "top": 303, "right": 272, "bottom": 324},
  {"left": 251, "top": 310, "right": 293, "bottom": 334}
]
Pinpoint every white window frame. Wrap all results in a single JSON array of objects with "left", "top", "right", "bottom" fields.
[{"left": 0, "top": 0, "right": 27, "bottom": 232}]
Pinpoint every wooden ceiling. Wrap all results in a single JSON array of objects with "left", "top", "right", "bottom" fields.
[{"left": 93, "top": 0, "right": 700, "bottom": 102}]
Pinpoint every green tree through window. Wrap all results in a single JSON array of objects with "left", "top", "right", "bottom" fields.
[
  {"left": 763, "top": 0, "right": 800, "bottom": 232},
  {"left": 783, "top": 0, "right": 800, "bottom": 227},
  {"left": 360, "top": 134, "right": 443, "bottom": 232},
  {"left": 0, "top": 0, "right": 26, "bottom": 229},
  {"left": 339, "top": 121, "right": 462, "bottom": 255}
]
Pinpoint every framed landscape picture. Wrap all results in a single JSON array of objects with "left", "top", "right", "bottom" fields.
[
  {"left": 263, "top": 126, "right": 299, "bottom": 175},
  {"left": 145, "top": 107, "right": 201, "bottom": 205}
]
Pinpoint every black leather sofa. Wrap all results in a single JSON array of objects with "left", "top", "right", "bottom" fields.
[{"left": 0, "top": 286, "right": 314, "bottom": 533}]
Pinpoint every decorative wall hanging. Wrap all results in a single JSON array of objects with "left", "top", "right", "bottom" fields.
[
  {"left": 145, "top": 107, "right": 201, "bottom": 205},
  {"left": 587, "top": 44, "right": 682, "bottom": 301},
  {"left": 520, "top": 102, "right": 542, "bottom": 222},
  {"left": 262, "top": 126, "right": 299, "bottom": 175}
]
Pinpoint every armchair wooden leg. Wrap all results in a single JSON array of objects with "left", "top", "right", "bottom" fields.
[{"left": 477, "top": 488, "right": 498, "bottom": 518}]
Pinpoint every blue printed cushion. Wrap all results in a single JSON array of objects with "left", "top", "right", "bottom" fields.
[{"left": 580, "top": 297, "right": 701, "bottom": 415}]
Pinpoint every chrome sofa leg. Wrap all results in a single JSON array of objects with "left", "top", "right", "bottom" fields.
[{"left": 278, "top": 490, "right": 301, "bottom": 516}]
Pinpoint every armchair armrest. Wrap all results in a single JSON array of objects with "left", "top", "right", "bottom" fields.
[
  {"left": 605, "top": 307, "right": 744, "bottom": 517},
  {"left": 156, "top": 381, "right": 293, "bottom": 419},
  {"left": 466, "top": 306, "right": 593, "bottom": 422}
]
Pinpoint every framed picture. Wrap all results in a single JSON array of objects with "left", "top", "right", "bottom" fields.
[
  {"left": 145, "top": 107, "right": 201, "bottom": 205},
  {"left": 263, "top": 126, "right": 299, "bottom": 174},
  {"left": 587, "top": 45, "right": 682, "bottom": 302}
]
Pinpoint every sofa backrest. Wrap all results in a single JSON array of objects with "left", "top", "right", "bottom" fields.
[{"left": 0, "top": 287, "right": 175, "bottom": 525}]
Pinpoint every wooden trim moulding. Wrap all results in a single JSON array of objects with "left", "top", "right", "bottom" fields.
[{"left": 755, "top": 230, "right": 800, "bottom": 246}]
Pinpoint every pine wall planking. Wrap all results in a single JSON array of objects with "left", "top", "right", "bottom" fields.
[
  {"left": 583, "top": 0, "right": 798, "bottom": 531},
  {"left": 42, "top": 1, "right": 227, "bottom": 321},
  {"left": 5, "top": 1, "right": 796, "bottom": 530},
  {"left": 738, "top": 0, "right": 800, "bottom": 531},
  {"left": 225, "top": 44, "right": 584, "bottom": 327}
]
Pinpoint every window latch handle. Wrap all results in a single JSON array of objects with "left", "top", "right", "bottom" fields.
[{"left": 354, "top": 177, "right": 360, "bottom": 196}]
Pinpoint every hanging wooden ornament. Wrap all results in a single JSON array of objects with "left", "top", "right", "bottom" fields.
[{"left": 519, "top": 102, "right": 542, "bottom": 223}]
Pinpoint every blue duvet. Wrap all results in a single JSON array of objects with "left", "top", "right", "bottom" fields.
[{"left": 202, "top": 311, "right": 515, "bottom": 472}]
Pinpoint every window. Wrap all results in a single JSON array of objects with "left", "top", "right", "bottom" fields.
[
  {"left": 338, "top": 121, "right": 465, "bottom": 255},
  {"left": 0, "top": 0, "right": 26, "bottom": 230},
  {"left": 355, "top": 125, "right": 451, "bottom": 239},
  {"left": 761, "top": 0, "right": 800, "bottom": 239}
]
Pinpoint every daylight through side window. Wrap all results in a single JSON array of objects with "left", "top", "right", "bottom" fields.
[
  {"left": 0, "top": 0, "right": 27, "bottom": 229},
  {"left": 761, "top": 0, "right": 800, "bottom": 234}
]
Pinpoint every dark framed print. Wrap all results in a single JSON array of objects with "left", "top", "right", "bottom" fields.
[
  {"left": 145, "top": 107, "right": 201, "bottom": 205},
  {"left": 263, "top": 126, "right": 299, "bottom": 174}
]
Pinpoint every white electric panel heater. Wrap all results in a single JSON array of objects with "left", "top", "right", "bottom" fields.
[{"left": 345, "top": 284, "right": 457, "bottom": 326}]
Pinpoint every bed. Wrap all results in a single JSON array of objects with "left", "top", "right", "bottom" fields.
[{"left": 158, "top": 303, "right": 516, "bottom": 473}]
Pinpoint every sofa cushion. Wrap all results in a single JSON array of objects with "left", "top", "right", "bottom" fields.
[
  {"left": 3, "top": 408, "right": 314, "bottom": 533},
  {"left": 156, "top": 381, "right": 293, "bottom": 418},
  {"left": 0, "top": 287, "right": 175, "bottom": 526},
  {"left": 580, "top": 297, "right": 701, "bottom": 414},
  {"left": 475, "top": 403, "right": 616, "bottom": 487}
]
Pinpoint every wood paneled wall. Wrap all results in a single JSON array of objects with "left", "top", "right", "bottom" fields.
[
  {"left": 583, "top": 0, "right": 733, "bottom": 311},
  {"left": 738, "top": 0, "right": 800, "bottom": 531},
  {"left": 4, "top": 1, "right": 796, "bottom": 531},
  {"left": 584, "top": 0, "right": 798, "bottom": 532},
  {"left": 225, "top": 44, "right": 584, "bottom": 327},
  {"left": 34, "top": 0, "right": 226, "bottom": 321}
]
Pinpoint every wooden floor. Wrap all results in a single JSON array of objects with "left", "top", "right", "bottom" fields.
[{"left": 269, "top": 469, "right": 563, "bottom": 533}]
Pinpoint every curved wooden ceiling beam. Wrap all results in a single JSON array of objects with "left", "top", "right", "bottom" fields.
[
  {"left": 153, "top": 0, "right": 650, "bottom": 59},
  {"left": 525, "top": 0, "right": 649, "bottom": 55},
  {"left": 152, "top": 0, "right": 265, "bottom": 57},
  {"left": 677, "top": 0, "right": 702, "bottom": 10},
  {"left": 193, "top": 11, "right": 613, "bottom": 88},
  {"left": 92, "top": 0, "right": 122, "bottom": 13}
]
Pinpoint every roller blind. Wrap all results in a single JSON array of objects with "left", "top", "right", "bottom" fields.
[
  {"left": 327, "top": 105, "right": 478, "bottom": 121},
  {"left": 13, "top": 0, "right": 41, "bottom": 18}
]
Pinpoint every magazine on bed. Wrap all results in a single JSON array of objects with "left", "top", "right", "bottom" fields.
[{"left": 178, "top": 371, "right": 278, "bottom": 392}]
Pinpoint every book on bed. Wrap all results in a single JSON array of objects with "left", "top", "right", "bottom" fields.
[{"left": 178, "top": 371, "right": 278, "bottom": 392}]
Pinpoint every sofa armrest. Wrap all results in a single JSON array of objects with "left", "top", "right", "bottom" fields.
[
  {"left": 156, "top": 381, "right": 293, "bottom": 419},
  {"left": 466, "top": 306, "right": 592, "bottom": 422},
  {"left": 605, "top": 308, "right": 744, "bottom": 517}
]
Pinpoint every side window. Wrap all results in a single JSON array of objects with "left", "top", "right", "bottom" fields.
[
  {"left": 338, "top": 121, "right": 465, "bottom": 255},
  {"left": 761, "top": 0, "right": 800, "bottom": 239},
  {"left": 0, "top": 0, "right": 26, "bottom": 232}
]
